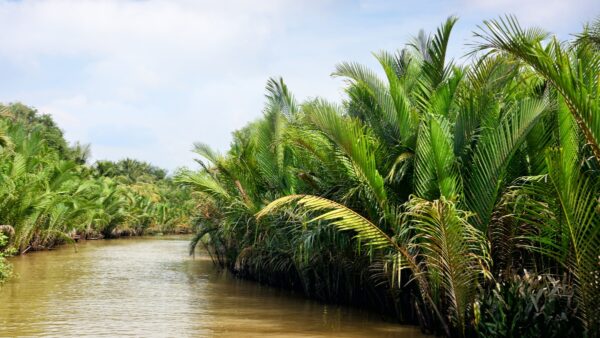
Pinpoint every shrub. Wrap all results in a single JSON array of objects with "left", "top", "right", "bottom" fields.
[
  {"left": 0, "top": 233, "right": 13, "bottom": 284},
  {"left": 474, "top": 272, "right": 583, "bottom": 337}
]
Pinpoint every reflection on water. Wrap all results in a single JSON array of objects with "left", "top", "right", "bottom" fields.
[{"left": 0, "top": 237, "right": 424, "bottom": 337}]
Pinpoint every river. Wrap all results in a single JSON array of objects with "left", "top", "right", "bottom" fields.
[{"left": 0, "top": 237, "right": 424, "bottom": 337}]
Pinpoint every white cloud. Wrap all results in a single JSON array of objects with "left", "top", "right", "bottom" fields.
[
  {"left": 0, "top": 0, "right": 316, "bottom": 169},
  {"left": 0, "top": 0, "right": 595, "bottom": 171}
]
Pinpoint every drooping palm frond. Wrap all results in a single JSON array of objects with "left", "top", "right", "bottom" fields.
[
  {"left": 192, "top": 142, "right": 224, "bottom": 166},
  {"left": 189, "top": 225, "right": 218, "bottom": 257},
  {"left": 175, "top": 169, "right": 231, "bottom": 202},
  {"left": 575, "top": 17, "right": 600, "bottom": 51},
  {"left": 256, "top": 193, "right": 450, "bottom": 335},
  {"left": 405, "top": 197, "right": 491, "bottom": 335},
  {"left": 474, "top": 15, "right": 600, "bottom": 162},
  {"left": 257, "top": 195, "right": 394, "bottom": 249}
]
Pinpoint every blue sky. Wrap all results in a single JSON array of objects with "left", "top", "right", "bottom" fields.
[{"left": 1, "top": 0, "right": 598, "bottom": 172}]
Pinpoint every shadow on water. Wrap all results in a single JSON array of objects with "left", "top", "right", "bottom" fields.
[{"left": 0, "top": 237, "right": 425, "bottom": 337}]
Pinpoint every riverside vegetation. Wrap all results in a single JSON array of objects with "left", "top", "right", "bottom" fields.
[
  {"left": 0, "top": 103, "right": 194, "bottom": 283},
  {"left": 178, "top": 16, "right": 600, "bottom": 337},
  {"left": 0, "top": 14, "right": 599, "bottom": 338}
]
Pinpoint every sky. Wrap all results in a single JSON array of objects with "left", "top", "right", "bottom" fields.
[{"left": 0, "top": 0, "right": 598, "bottom": 172}]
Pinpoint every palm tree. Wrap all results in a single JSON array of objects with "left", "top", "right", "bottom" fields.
[
  {"left": 473, "top": 16, "right": 600, "bottom": 333},
  {"left": 183, "top": 15, "right": 599, "bottom": 337}
]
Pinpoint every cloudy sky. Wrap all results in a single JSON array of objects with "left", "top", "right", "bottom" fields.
[{"left": 1, "top": 0, "right": 598, "bottom": 171}]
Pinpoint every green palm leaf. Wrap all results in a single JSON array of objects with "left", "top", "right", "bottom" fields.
[
  {"left": 175, "top": 170, "right": 231, "bottom": 201},
  {"left": 414, "top": 115, "right": 460, "bottom": 200},
  {"left": 466, "top": 98, "right": 547, "bottom": 229},
  {"left": 474, "top": 15, "right": 600, "bottom": 161},
  {"left": 256, "top": 193, "right": 450, "bottom": 335},
  {"left": 405, "top": 197, "right": 491, "bottom": 335},
  {"left": 334, "top": 61, "right": 416, "bottom": 147},
  {"left": 257, "top": 194, "right": 395, "bottom": 249},
  {"left": 306, "top": 101, "right": 387, "bottom": 208}
]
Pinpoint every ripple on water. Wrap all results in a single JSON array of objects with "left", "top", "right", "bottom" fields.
[{"left": 0, "top": 238, "right": 426, "bottom": 337}]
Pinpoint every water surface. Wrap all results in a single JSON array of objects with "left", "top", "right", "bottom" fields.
[{"left": 0, "top": 237, "right": 424, "bottom": 337}]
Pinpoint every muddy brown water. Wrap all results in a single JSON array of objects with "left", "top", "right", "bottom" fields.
[{"left": 0, "top": 237, "right": 425, "bottom": 337}]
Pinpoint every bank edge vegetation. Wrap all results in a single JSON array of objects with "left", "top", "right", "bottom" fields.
[
  {"left": 178, "top": 16, "right": 600, "bottom": 337},
  {"left": 0, "top": 104, "right": 194, "bottom": 281}
]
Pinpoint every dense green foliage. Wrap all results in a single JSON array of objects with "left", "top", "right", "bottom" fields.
[
  {"left": 475, "top": 272, "right": 582, "bottom": 337},
  {"left": 0, "top": 103, "right": 193, "bottom": 262},
  {"left": 0, "top": 233, "right": 12, "bottom": 283},
  {"left": 180, "top": 16, "right": 600, "bottom": 337}
]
